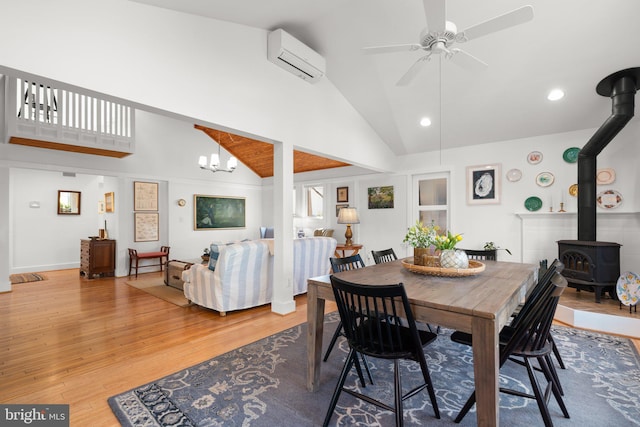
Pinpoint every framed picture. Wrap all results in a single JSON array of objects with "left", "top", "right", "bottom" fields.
[
  {"left": 134, "top": 212, "right": 159, "bottom": 242},
  {"left": 57, "top": 190, "right": 81, "bottom": 215},
  {"left": 336, "top": 203, "right": 349, "bottom": 217},
  {"left": 368, "top": 186, "right": 394, "bottom": 209},
  {"left": 97, "top": 200, "right": 105, "bottom": 214},
  {"left": 337, "top": 186, "right": 349, "bottom": 203},
  {"left": 194, "top": 195, "right": 246, "bottom": 230},
  {"left": 467, "top": 164, "right": 502, "bottom": 205},
  {"left": 134, "top": 181, "right": 158, "bottom": 211},
  {"left": 104, "top": 192, "right": 115, "bottom": 213}
]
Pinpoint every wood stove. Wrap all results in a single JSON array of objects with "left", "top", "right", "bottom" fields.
[
  {"left": 558, "top": 68, "right": 638, "bottom": 303},
  {"left": 557, "top": 240, "right": 621, "bottom": 303}
]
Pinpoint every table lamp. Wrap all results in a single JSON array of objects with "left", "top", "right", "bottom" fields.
[{"left": 337, "top": 207, "right": 360, "bottom": 246}]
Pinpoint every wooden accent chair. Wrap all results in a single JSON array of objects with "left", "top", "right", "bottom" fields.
[
  {"left": 324, "top": 275, "right": 441, "bottom": 426},
  {"left": 128, "top": 246, "right": 170, "bottom": 278}
]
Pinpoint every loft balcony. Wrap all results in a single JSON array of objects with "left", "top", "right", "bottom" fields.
[{"left": 3, "top": 76, "right": 134, "bottom": 157}]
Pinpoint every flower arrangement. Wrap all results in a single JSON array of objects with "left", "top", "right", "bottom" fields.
[
  {"left": 434, "top": 231, "right": 463, "bottom": 251},
  {"left": 403, "top": 220, "right": 438, "bottom": 248}
]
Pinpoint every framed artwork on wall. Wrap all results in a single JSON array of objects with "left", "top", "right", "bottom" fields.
[
  {"left": 467, "top": 164, "right": 502, "bottom": 205},
  {"left": 104, "top": 192, "right": 115, "bottom": 213},
  {"left": 134, "top": 181, "right": 158, "bottom": 211},
  {"left": 194, "top": 195, "right": 246, "bottom": 230},
  {"left": 134, "top": 212, "right": 159, "bottom": 242},
  {"left": 336, "top": 203, "right": 349, "bottom": 217},
  {"left": 337, "top": 186, "right": 349, "bottom": 203},
  {"left": 367, "top": 186, "right": 394, "bottom": 209}
]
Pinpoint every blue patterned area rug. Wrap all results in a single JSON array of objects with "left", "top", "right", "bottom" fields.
[{"left": 109, "top": 312, "right": 640, "bottom": 426}]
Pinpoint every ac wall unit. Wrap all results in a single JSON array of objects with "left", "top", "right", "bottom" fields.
[{"left": 267, "top": 29, "right": 326, "bottom": 83}]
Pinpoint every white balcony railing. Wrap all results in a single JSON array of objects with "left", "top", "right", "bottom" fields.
[{"left": 5, "top": 76, "right": 135, "bottom": 156}]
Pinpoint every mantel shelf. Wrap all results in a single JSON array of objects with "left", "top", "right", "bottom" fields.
[{"left": 516, "top": 211, "right": 638, "bottom": 219}]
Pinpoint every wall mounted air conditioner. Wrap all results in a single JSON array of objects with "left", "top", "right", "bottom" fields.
[{"left": 267, "top": 29, "right": 326, "bottom": 83}]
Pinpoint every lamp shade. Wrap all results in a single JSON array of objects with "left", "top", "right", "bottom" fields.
[{"left": 337, "top": 207, "right": 359, "bottom": 224}]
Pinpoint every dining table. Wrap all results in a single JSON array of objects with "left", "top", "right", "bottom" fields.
[{"left": 306, "top": 258, "right": 537, "bottom": 426}]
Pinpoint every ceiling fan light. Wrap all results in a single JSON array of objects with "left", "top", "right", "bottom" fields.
[
  {"left": 420, "top": 117, "right": 432, "bottom": 127},
  {"left": 198, "top": 155, "right": 208, "bottom": 168},
  {"left": 547, "top": 89, "right": 565, "bottom": 101}
]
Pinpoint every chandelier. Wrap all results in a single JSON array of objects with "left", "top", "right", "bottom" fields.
[{"left": 198, "top": 140, "right": 238, "bottom": 173}]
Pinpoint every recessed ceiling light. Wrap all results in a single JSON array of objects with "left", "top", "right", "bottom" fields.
[
  {"left": 420, "top": 117, "right": 432, "bottom": 127},
  {"left": 547, "top": 89, "right": 565, "bottom": 101}
]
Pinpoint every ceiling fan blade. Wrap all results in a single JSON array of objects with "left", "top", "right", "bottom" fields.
[
  {"left": 363, "top": 43, "right": 422, "bottom": 55},
  {"left": 449, "top": 48, "right": 488, "bottom": 71},
  {"left": 460, "top": 5, "right": 534, "bottom": 42},
  {"left": 423, "top": 0, "right": 446, "bottom": 33},
  {"left": 396, "top": 56, "right": 430, "bottom": 86}
]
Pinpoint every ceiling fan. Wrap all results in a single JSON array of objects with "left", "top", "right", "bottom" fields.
[{"left": 363, "top": 0, "right": 534, "bottom": 86}]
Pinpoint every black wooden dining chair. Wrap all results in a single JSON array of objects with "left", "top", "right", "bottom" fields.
[
  {"left": 371, "top": 248, "right": 398, "bottom": 264},
  {"left": 324, "top": 255, "right": 373, "bottom": 387},
  {"left": 323, "top": 275, "right": 440, "bottom": 427},
  {"left": 451, "top": 270, "right": 570, "bottom": 426},
  {"left": 458, "top": 248, "right": 497, "bottom": 260}
]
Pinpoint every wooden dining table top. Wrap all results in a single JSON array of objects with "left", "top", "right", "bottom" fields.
[{"left": 325, "top": 258, "right": 537, "bottom": 329}]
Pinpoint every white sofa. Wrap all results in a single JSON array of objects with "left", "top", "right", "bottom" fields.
[{"left": 182, "top": 237, "right": 337, "bottom": 315}]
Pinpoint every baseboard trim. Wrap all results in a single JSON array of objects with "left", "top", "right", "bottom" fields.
[{"left": 556, "top": 304, "right": 640, "bottom": 339}]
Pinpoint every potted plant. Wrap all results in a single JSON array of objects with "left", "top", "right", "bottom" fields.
[
  {"left": 435, "top": 230, "right": 468, "bottom": 268},
  {"left": 403, "top": 220, "right": 438, "bottom": 266},
  {"left": 483, "top": 241, "right": 512, "bottom": 255}
]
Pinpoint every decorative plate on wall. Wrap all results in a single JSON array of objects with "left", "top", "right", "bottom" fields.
[
  {"left": 596, "top": 168, "right": 616, "bottom": 185},
  {"left": 524, "top": 196, "right": 543, "bottom": 211},
  {"left": 562, "top": 147, "right": 580, "bottom": 163},
  {"left": 596, "top": 189, "right": 623, "bottom": 209},
  {"left": 568, "top": 184, "right": 578, "bottom": 197},
  {"left": 527, "top": 151, "right": 543, "bottom": 164},
  {"left": 506, "top": 168, "right": 522, "bottom": 182},
  {"left": 536, "top": 172, "right": 555, "bottom": 187}
]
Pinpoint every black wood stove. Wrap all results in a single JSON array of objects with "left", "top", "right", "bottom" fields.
[
  {"left": 556, "top": 67, "right": 639, "bottom": 303},
  {"left": 557, "top": 240, "right": 621, "bottom": 303}
]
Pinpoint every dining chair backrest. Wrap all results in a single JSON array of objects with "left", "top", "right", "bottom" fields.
[
  {"left": 330, "top": 254, "right": 365, "bottom": 272},
  {"left": 371, "top": 248, "right": 398, "bottom": 264},
  {"left": 459, "top": 249, "right": 497, "bottom": 260},
  {"left": 502, "top": 271, "right": 568, "bottom": 364},
  {"left": 511, "top": 259, "right": 562, "bottom": 328},
  {"left": 330, "top": 275, "right": 423, "bottom": 359}
]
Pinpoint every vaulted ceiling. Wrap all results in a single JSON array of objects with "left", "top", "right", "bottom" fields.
[
  {"left": 195, "top": 125, "right": 351, "bottom": 178},
  {"left": 136, "top": 0, "right": 640, "bottom": 156}
]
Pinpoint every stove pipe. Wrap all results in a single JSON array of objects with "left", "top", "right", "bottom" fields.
[{"left": 578, "top": 68, "right": 640, "bottom": 241}]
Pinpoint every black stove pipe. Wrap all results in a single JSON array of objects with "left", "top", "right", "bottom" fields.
[{"left": 578, "top": 68, "right": 639, "bottom": 241}]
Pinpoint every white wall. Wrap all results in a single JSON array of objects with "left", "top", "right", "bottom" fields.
[{"left": 5, "top": 108, "right": 265, "bottom": 279}]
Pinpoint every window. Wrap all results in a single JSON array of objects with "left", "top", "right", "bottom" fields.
[
  {"left": 305, "top": 184, "right": 324, "bottom": 218},
  {"left": 414, "top": 173, "right": 449, "bottom": 233}
]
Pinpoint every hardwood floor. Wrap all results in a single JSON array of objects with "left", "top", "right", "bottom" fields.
[
  {"left": 0, "top": 269, "right": 329, "bottom": 426},
  {"left": 1, "top": 269, "right": 638, "bottom": 426}
]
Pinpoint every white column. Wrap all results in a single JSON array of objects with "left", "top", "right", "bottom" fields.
[{"left": 271, "top": 140, "right": 295, "bottom": 314}]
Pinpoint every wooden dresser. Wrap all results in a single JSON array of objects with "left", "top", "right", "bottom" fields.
[{"left": 80, "top": 239, "right": 116, "bottom": 278}]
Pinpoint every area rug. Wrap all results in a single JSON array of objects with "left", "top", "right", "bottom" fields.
[
  {"left": 9, "top": 272, "right": 47, "bottom": 284},
  {"left": 125, "top": 278, "right": 189, "bottom": 307},
  {"left": 109, "top": 312, "right": 640, "bottom": 426}
]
